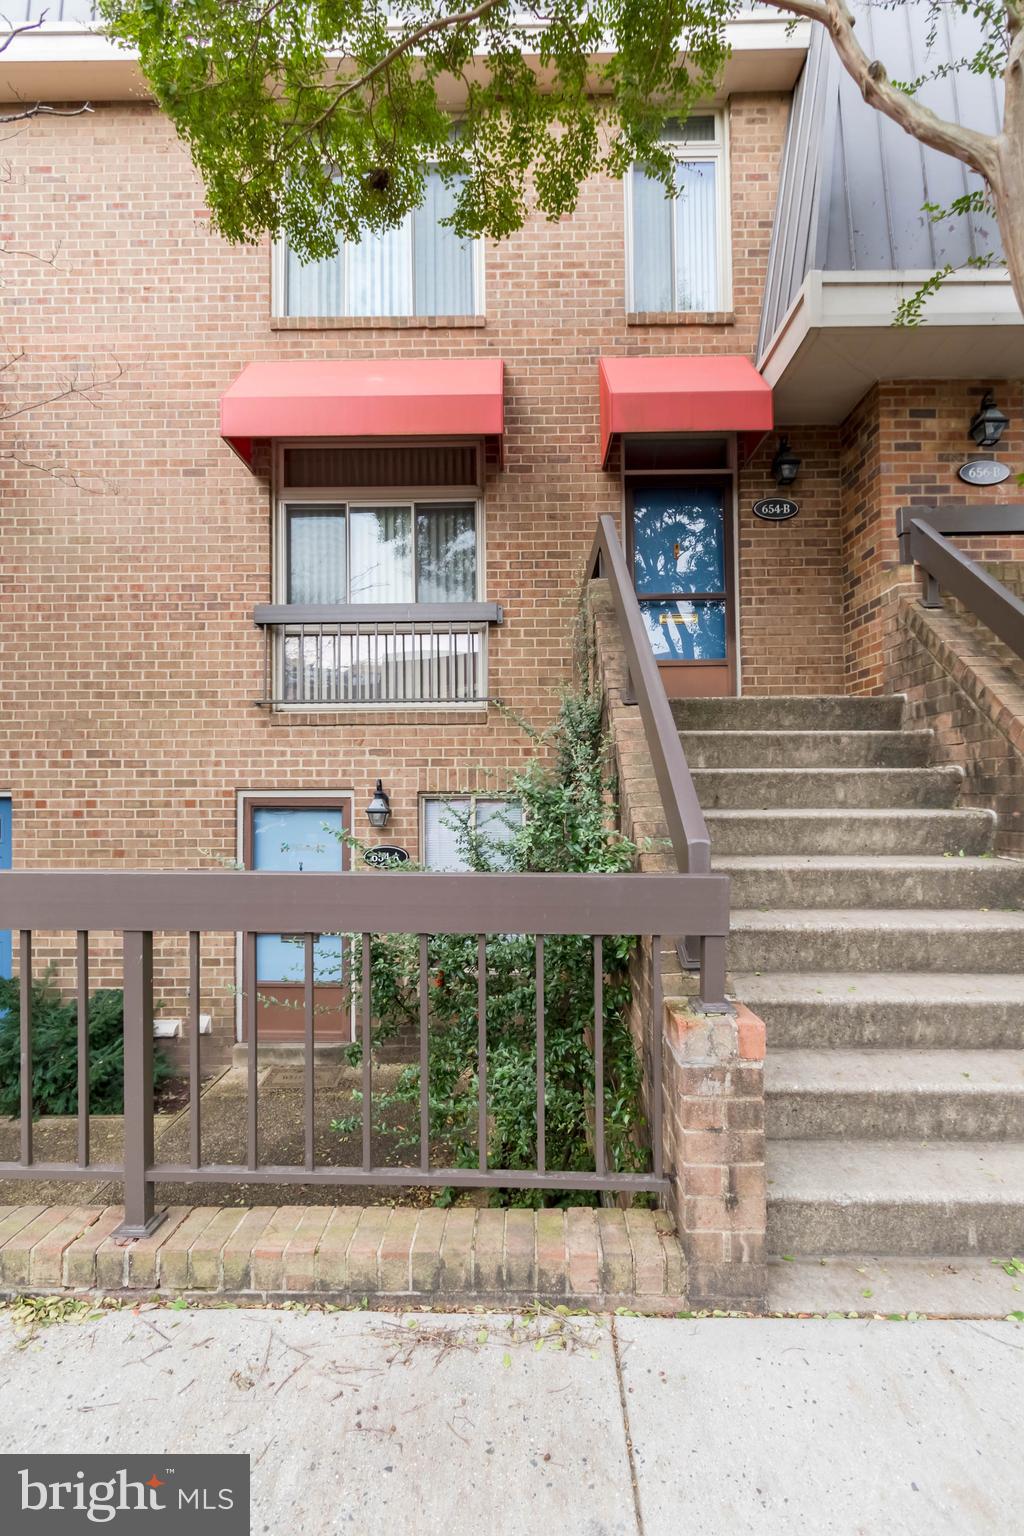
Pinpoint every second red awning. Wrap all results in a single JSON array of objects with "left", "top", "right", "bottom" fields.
[
  {"left": 221, "top": 358, "right": 505, "bottom": 466},
  {"left": 599, "top": 355, "right": 773, "bottom": 468}
]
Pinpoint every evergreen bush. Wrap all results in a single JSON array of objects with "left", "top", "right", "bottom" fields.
[{"left": 0, "top": 971, "right": 173, "bottom": 1118}]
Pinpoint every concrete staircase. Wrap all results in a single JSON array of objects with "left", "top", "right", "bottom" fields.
[{"left": 672, "top": 694, "right": 1024, "bottom": 1262}]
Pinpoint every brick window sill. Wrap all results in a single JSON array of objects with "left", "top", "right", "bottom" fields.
[
  {"left": 627, "top": 311, "right": 736, "bottom": 327},
  {"left": 270, "top": 315, "right": 487, "bottom": 331}
]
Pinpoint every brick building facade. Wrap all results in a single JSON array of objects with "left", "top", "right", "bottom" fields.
[{"left": 0, "top": 11, "right": 1020, "bottom": 1065}]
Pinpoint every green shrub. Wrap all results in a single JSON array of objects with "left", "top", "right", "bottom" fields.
[
  {"left": 332, "top": 678, "right": 649, "bottom": 1205},
  {"left": 0, "top": 971, "right": 173, "bottom": 1118}
]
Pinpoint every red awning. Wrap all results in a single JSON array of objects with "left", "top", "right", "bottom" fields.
[
  {"left": 598, "top": 355, "right": 773, "bottom": 468},
  {"left": 221, "top": 358, "right": 505, "bottom": 467}
]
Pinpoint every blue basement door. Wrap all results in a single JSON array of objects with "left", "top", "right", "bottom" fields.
[{"left": 245, "top": 800, "right": 350, "bottom": 1041}]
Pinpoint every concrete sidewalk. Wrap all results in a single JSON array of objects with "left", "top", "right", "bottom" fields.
[{"left": 1, "top": 1307, "right": 1021, "bottom": 1534}]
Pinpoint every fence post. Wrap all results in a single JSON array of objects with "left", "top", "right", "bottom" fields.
[{"left": 113, "top": 930, "right": 165, "bottom": 1239}]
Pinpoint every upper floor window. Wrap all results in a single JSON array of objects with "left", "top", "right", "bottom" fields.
[
  {"left": 628, "top": 114, "right": 729, "bottom": 314},
  {"left": 276, "top": 170, "right": 481, "bottom": 319}
]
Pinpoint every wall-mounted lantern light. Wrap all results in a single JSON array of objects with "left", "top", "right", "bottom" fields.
[
  {"left": 365, "top": 779, "right": 392, "bottom": 830},
  {"left": 771, "top": 436, "right": 802, "bottom": 487},
  {"left": 969, "top": 392, "right": 1009, "bottom": 450}
]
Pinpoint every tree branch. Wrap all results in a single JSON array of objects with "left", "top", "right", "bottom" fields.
[
  {"left": 0, "top": 449, "right": 113, "bottom": 494},
  {"left": 336, "top": 0, "right": 507, "bottom": 102},
  {"left": 756, "top": 0, "right": 1001, "bottom": 183},
  {"left": 0, "top": 102, "right": 92, "bottom": 124},
  {"left": 0, "top": 14, "right": 46, "bottom": 59},
  {"left": 0, "top": 355, "right": 126, "bottom": 422}
]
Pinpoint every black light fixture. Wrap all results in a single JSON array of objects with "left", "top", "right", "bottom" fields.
[
  {"left": 969, "top": 392, "right": 1009, "bottom": 450},
  {"left": 771, "top": 436, "right": 802, "bottom": 487},
  {"left": 365, "top": 779, "right": 392, "bottom": 830}
]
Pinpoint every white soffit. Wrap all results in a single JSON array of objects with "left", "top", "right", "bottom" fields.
[
  {"left": 761, "top": 270, "right": 1024, "bottom": 425},
  {"left": 0, "top": 16, "right": 810, "bottom": 104}
]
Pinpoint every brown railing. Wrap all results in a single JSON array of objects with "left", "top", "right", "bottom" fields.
[
  {"left": 898, "top": 505, "right": 1024, "bottom": 662},
  {"left": 588, "top": 514, "right": 728, "bottom": 1010},
  {"left": 253, "top": 603, "right": 501, "bottom": 706},
  {"left": 0, "top": 867, "right": 730, "bottom": 1237}
]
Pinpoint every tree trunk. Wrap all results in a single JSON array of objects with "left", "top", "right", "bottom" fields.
[
  {"left": 996, "top": 32, "right": 1024, "bottom": 319},
  {"left": 992, "top": 155, "right": 1024, "bottom": 320}
]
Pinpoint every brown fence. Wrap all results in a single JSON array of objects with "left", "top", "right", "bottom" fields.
[{"left": 0, "top": 868, "right": 729, "bottom": 1238}]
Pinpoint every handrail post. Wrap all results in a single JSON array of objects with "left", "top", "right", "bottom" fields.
[
  {"left": 921, "top": 571, "right": 943, "bottom": 609},
  {"left": 113, "top": 930, "right": 165, "bottom": 1239},
  {"left": 696, "top": 936, "right": 729, "bottom": 1013}
]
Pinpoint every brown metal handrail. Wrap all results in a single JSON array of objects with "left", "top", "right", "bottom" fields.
[
  {"left": 588, "top": 514, "right": 727, "bottom": 1008},
  {"left": 0, "top": 867, "right": 729, "bottom": 1237},
  {"left": 897, "top": 504, "right": 1024, "bottom": 662}
]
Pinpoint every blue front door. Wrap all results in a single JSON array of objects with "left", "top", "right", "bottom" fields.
[
  {"left": 245, "top": 800, "right": 349, "bottom": 1041},
  {"left": 0, "top": 800, "right": 10, "bottom": 979},
  {"left": 629, "top": 480, "right": 735, "bottom": 697}
]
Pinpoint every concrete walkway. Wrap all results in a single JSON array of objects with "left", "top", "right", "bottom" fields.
[{"left": 0, "top": 1307, "right": 1020, "bottom": 1534}]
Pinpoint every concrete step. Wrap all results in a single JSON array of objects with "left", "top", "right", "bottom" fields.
[
  {"left": 692, "top": 766, "right": 962, "bottom": 811},
  {"left": 707, "top": 807, "right": 995, "bottom": 857},
  {"left": 768, "top": 1252, "right": 1024, "bottom": 1317},
  {"left": 732, "top": 972, "right": 1024, "bottom": 1049},
  {"left": 672, "top": 695, "right": 905, "bottom": 732},
  {"left": 729, "top": 909, "right": 1024, "bottom": 974},
  {"left": 765, "top": 1049, "right": 1024, "bottom": 1140},
  {"left": 716, "top": 855, "right": 1024, "bottom": 910},
  {"left": 767, "top": 1139, "right": 1024, "bottom": 1255},
  {"left": 679, "top": 729, "right": 934, "bottom": 770}
]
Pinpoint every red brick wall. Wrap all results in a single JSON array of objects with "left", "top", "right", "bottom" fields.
[
  {"left": 0, "top": 95, "right": 797, "bottom": 1057},
  {"left": 738, "top": 427, "right": 845, "bottom": 695},
  {"left": 840, "top": 380, "right": 1024, "bottom": 695},
  {"left": 889, "top": 600, "right": 1024, "bottom": 857}
]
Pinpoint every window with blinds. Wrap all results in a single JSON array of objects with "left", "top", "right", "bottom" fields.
[
  {"left": 422, "top": 798, "right": 522, "bottom": 871},
  {"left": 278, "top": 168, "right": 480, "bottom": 319},
  {"left": 628, "top": 114, "right": 729, "bottom": 314},
  {"left": 284, "top": 501, "right": 479, "bottom": 605}
]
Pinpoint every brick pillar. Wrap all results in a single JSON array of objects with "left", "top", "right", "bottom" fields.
[{"left": 663, "top": 1002, "right": 767, "bottom": 1312}]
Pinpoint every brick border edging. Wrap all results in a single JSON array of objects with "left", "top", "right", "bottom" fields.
[{"left": 0, "top": 1204, "right": 686, "bottom": 1310}]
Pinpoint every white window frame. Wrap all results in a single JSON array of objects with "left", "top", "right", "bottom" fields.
[
  {"left": 624, "top": 109, "right": 732, "bottom": 314},
  {"left": 419, "top": 794, "right": 522, "bottom": 871},
  {"left": 270, "top": 183, "right": 486, "bottom": 320},
  {"left": 272, "top": 440, "right": 486, "bottom": 608}
]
